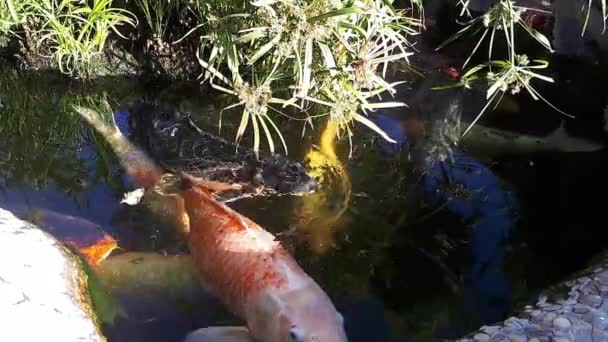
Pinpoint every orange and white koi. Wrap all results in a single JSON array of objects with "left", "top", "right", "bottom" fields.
[
  {"left": 7, "top": 206, "right": 119, "bottom": 266},
  {"left": 75, "top": 105, "right": 348, "bottom": 342}
]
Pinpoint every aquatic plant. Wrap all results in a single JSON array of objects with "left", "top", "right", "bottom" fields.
[
  {"left": 26, "top": 0, "right": 137, "bottom": 77},
  {"left": 187, "top": 0, "right": 424, "bottom": 157},
  {"left": 435, "top": 0, "right": 571, "bottom": 136}
]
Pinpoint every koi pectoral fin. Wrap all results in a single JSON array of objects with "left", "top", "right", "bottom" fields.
[
  {"left": 197, "top": 180, "right": 244, "bottom": 194},
  {"left": 184, "top": 326, "right": 254, "bottom": 342},
  {"left": 154, "top": 173, "right": 243, "bottom": 197}
]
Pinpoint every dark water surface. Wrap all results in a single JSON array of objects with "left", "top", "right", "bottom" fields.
[{"left": 2, "top": 66, "right": 608, "bottom": 342}]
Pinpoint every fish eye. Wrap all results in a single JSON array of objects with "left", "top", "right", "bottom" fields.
[{"left": 288, "top": 326, "right": 305, "bottom": 342}]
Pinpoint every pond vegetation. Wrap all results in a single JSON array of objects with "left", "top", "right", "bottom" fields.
[{"left": 1, "top": 0, "right": 600, "bottom": 152}]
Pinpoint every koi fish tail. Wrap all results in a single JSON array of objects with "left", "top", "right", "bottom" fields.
[{"left": 74, "top": 105, "right": 164, "bottom": 188}]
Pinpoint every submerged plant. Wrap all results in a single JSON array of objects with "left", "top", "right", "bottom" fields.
[{"left": 192, "top": 0, "right": 423, "bottom": 157}]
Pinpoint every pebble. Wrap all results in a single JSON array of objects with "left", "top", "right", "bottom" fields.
[
  {"left": 480, "top": 325, "right": 501, "bottom": 335},
  {"left": 581, "top": 283, "right": 600, "bottom": 296},
  {"left": 597, "top": 271, "right": 608, "bottom": 285},
  {"left": 573, "top": 304, "right": 589, "bottom": 314},
  {"left": 553, "top": 317, "right": 572, "bottom": 330},
  {"left": 543, "top": 304, "right": 562, "bottom": 312},
  {"left": 578, "top": 277, "right": 592, "bottom": 288},
  {"left": 507, "top": 334, "right": 527, "bottom": 342},
  {"left": 581, "top": 294, "right": 602, "bottom": 307},
  {"left": 543, "top": 312, "right": 558, "bottom": 325},
  {"left": 561, "top": 299, "right": 577, "bottom": 306},
  {"left": 505, "top": 318, "right": 528, "bottom": 328},
  {"left": 473, "top": 333, "right": 489, "bottom": 342},
  {"left": 552, "top": 337, "right": 571, "bottom": 342}
]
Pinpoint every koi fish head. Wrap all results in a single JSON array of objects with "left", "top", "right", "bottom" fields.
[
  {"left": 279, "top": 293, "right": 347, "bottom": 342},
  {"left": 277, "top": 311, "right": 347, "bottom": 342},
  {"left": 249, "top": 283, "right": 348, "bottom": 342}
]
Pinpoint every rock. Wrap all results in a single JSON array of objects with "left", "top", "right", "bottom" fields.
[
  {"left": 553, "top": 317, "right": 572, "bottom": 330},
  {"left": 0, "top": 207, "right": 105, "bottom": 341},
  {"left": 580, "top": 294, "right": 602, "bottom": 307},
  {"left": 473, "top": 333, "right": 490, "bottom": 341}
]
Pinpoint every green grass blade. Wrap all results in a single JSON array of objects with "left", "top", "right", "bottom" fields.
[{"left": 308, "top": 6, "right": 363, "bottom": 23}]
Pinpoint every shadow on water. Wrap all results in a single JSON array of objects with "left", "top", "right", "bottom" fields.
[{"left": 1, "top": 64, "right": 608, "bottom": 342}]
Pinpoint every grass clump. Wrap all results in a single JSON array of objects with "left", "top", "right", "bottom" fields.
[
  {"left": 0, "top": 1, "right": 16, "bottom": 35},
  {"left": 0, "top": 0, "right": 136, "bottom": 77},
  {"left": 135, "top": 0, "right": 178, "bottom": 41},
  {"left": 26, "top": 0, "right": 137, "bottom": 77}
]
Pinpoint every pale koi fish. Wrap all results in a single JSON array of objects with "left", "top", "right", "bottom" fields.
[{"left": 74, "top": 105, "right": 348, "bottom": 342}]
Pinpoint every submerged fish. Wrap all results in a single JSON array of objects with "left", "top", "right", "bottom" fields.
[
  {"left": 462, "top": 120, "right": 607, "bottom": 155},
  {"left": 93, "top": 251, "right": 200, "bottom": 299},
  {"left": 0, "top": 207, "right": 126, "bottom": 341},
  {"left": 165, "top": 173, "right": 348, "bottom": 342},
  {"left": 371, "top": 112, "right": 606, "bottom": 157},
  {"left": 4, "top": 205, "right": 118, "bottom": 266},
  {"left": 75, "top": 105, "right": 348, "bottom": 342},
  {"left": 296, "top": 119, "right": 352, "bottom": 254}
]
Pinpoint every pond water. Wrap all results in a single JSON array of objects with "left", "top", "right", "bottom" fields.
[{"left": 1, "top": 63, "right": 608, "bottom": 342}]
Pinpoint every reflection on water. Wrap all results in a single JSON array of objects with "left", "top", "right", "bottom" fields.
[
  {"left": 369, "top": 108, "right": 518, "bottom": 338},
  {"left": 1, "top": 68, "right": 608, "bottom": 341}
]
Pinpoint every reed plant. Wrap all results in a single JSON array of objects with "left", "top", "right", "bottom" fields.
[
  {"left": 436, "top": 0, "right": 573, "bottom": 136},
  {"left": 186, "top": 0, "right": 424, "bottom": 157}
]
